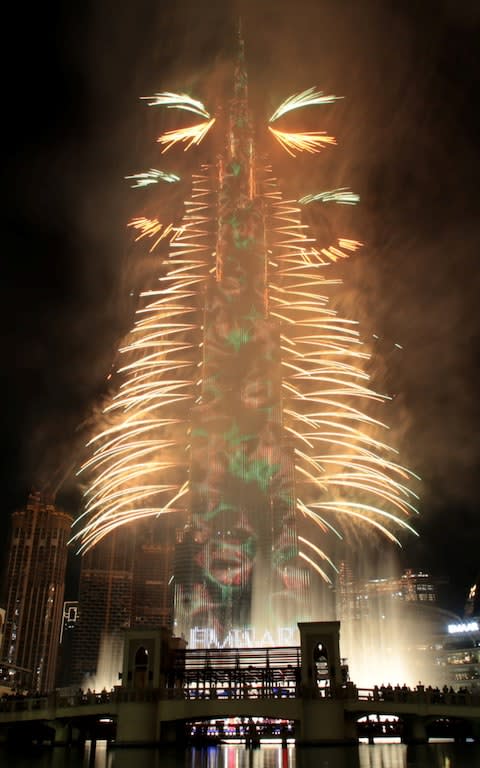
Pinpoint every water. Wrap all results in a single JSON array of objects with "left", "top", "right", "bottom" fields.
[{"left": 1, "top": 742, "right": 479, "bottom": 768}]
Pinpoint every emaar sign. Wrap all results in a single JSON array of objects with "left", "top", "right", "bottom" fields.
[
  {"left": 447, "top": 621, "right": 479, "bottom": 634},
  {"left": 189, "top": 626, "right": 299, "bottom": 648}
]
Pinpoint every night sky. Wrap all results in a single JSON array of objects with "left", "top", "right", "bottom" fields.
[{"left": 2, "top": 0, "right": 480, "bottom": 611}]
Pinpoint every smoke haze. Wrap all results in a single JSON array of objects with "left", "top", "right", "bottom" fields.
[{"left": 2, "top": 0, "right": 479, "bottom": 605}]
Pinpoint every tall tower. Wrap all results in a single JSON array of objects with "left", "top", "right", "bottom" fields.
[
  {"left": 1, "top": 491, "right": 72, "bottom": 692},
  {"left": 174, "top": 33, "right": 310, "bottom": 644},
  {"left": 72, "top": 28, "right": 418, "bottom": 659}
]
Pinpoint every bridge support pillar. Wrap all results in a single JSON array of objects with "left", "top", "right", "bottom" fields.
[
  {"left": 298, "top": 700, "right": 355, "bottom": 745},
  {"left": 122, "top": 628, "right": 185, "bottom": 689},
  {"left": 159, "top": 719, "right": 185, "bottom": 744},
  {"left": 402, "top": 715, "right": 427, "bottom": 745},
  {"left": 472, "top": 720, "right": 480, "bottom": 742},
  {"left": 51, "top": 721, "right": 73, "bottom": 745},
  {"left": 298, "top": 621, "right": 342, "bottom": 695},
  {"left": 116, "top": 701, "right": 159, "bottom": 745},
  {"left": 343, "top": 714, "right": 358, "bottom": 743}
]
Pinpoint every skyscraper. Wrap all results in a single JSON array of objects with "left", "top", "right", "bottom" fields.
[
  {"left": 72, "top": 517, "right": 178, "bottom": 685},
  {"left": 1, "top": 491, "right": 72, "bottom": 692},
  {"left": 173, "top": 37, "right": 310, "bottom": 645},
  {"left": 72, "top": 30, "right": 418, "bottom": 656},
  {"left": 72, "top": 528, "right": 134, "bottom": 685}
]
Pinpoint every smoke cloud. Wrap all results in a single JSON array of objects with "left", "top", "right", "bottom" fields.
[{"left": 3, "top": 0, "right": 479, "bottom": 603}]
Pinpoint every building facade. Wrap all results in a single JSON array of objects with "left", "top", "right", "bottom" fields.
[
  {"left": 172, "top": 36, "right": 310, "bottom": 647},
  {"left": 71, "top": 517, "right": 178, "bottom": 686},
  {"left": 1, "top": 491, "right": 72, "bottom": 692},
  {"left": 431, "top": 617, "right": 480, "bottom": 692},
  {"left": 71, "top": 30, "right": 419, "bottom": 668},
  {"left": 336, "top": 567, "right": 444, "bottom": 623}
]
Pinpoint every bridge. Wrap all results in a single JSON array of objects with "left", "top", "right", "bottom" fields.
[{"left": 0, "top": 622, "right": 478, "bottom": 746}]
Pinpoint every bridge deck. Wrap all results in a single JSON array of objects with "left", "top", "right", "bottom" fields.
[
  {"left": 0, "top": 644, "right": 478, "bottom": 741},
  {"left": 0, "top": 684, "right": 479, "bottom": 721}
]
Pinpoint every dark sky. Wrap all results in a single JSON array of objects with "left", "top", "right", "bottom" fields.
[{"left": 2, "top": 0, "right": 480, "bottom": 611}]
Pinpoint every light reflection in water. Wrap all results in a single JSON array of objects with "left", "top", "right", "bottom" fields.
[
  {"left": 3, "top": 742, "right": 479, "bottom": 768},
  {"left": 358, "top": 743, "right": 407, "bottom": 768}
]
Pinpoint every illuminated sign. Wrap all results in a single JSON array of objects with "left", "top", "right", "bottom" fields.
[
  {"left": 189, "top": 626, "right": 298, "bottom": 649},
  {"left": 447, "top": 621, "right": 479, "bottom": 634}
]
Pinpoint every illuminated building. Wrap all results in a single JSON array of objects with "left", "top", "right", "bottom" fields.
[
  {"left": 72, "top": 517, "right": 178, "bottom": 685},
  {"left": 72, "top": 529, "right": 134, "bottom": 684},
  {"left": 336, "top": 567, "right": 444, "bottom": 623},
  {"left": 432, "top": 618, "right": 480, "bottom": 692},
  {"left": 400, "top": 569, "right": 440, "bottom": 603},
  {"left": 425, "top": 579, "right": 480, "bottom": 691},
  {"left": 172, "top": 40, "right": 311, "bottom": 646},
  {"left": 337, "top": 562, "right": 359, "bottom": 621},
  {"left": 430, "top": 580, "right": 480, "bottom": 691},
  {"left": 0, "top": 491, "right": 72, "bottom": 692},
  {"left": 72, "top": 30, "right": 419, "bottom": 655}
]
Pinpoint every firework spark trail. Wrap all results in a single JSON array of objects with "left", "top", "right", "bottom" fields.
[
  {"left": 125, "top": 169, "right": 181, "bottom": 188},
  {"left": 266, "top": 190, "right": 419, "bottom": 556},
  {"left": 127, "top": 217, "right": 187, "bottom": 252},
  {"left": 268, "top": 126, "right": 337, "bottom": 156},
  {"left": 269, "top": 87, "right": 342, "bottom": 123},
  {"left": 157, "top": 119, "right": 216, "bottom": 153},
  {"left": 142, "top": 92, "right": 211, "bottom": 119},
  {"left": 299, "top": 188, "right": 360, "bottom": 206},
  {"left": 71, "top": 173, "right": 212, "bottom": 553}
]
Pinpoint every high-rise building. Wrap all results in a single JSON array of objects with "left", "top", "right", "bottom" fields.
[
  {"left": 71, "top": 517, "right": 177, "bottom": 686},
  {"left": 1, "top": 491, "right": 72, "bottom": 692},
  {"left": 72, "top": 528, "right": 134, "bottom": 685},
  {"left": 172, "top": 37, "right": 311, "bottom": 646},
  {"left": 400, "top": 569, "right": 441, "bottom": 603},
  {"left": 427, "top": 614, "right": 480, "bottom": 691},
  {"left": 72, "top": 29, "right": 418, "bottom": 661},
  {"left": 336, "top": 567, "right": 444, "bottom": 622}
]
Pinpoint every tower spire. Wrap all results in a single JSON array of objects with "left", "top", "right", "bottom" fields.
[
  {"left": 234, "top": 18, "right": 248, "bottom": 103},
  {"left": 225, "top": 20, "right": 253, "bottom": 203}
]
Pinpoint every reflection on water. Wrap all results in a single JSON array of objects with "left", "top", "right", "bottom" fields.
[
  {"left": 0, "top": 742, "right": 479, "bottom": 768},
  {"left": 359, "top": 744, "right": 406, "bottom": 768}
]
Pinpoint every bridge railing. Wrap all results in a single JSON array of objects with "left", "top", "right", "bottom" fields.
[
  {"left": 0, "top": 690, "right": 115, "bottom": 714},
  {"left": 355, "top": 686, "right": 480, "bottom": 707},
  {"left": 0, "top": 682, "right": 479, "bottom": 715},
  {"left": 0, "top": 695, "right": 51, "bottom": 714}
]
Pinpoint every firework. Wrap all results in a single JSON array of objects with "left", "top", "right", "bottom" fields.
[
  {"left": 72, "top": 45, "right": 419, "bottom": 619},
  {"left": 127, "top": 217, "right": 184, "bottom": 251},
  {"left": 269, "top": 86, "right": 342, "bottom": 123},
  {"left": 71, "top": 170, "right": 213, "bottom": 553},
  {"left": 125, "top": 169, "right": 181, "bottom": 188},
  {"left": 268, "top": 126, "right": 337, "bottom": 156},
  {"left": 141, "top": 91, "right": 210, "bottom": 118},
  {"left": 157, "top": 119, "right": 216, "bottom": 153},
  {"left": 299, "top": 188, "right": 360, "bottom": 206}
]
